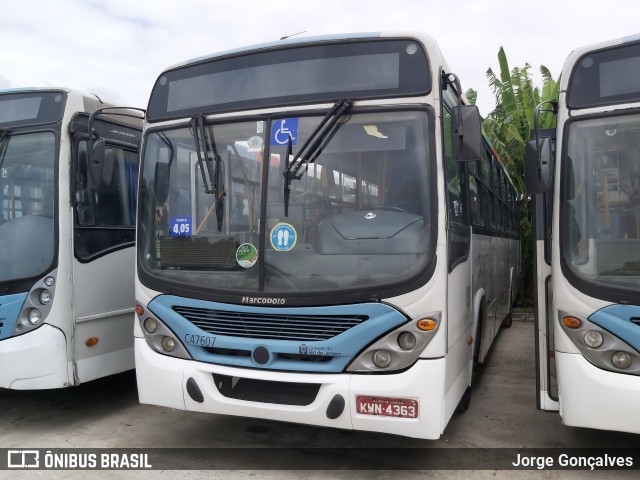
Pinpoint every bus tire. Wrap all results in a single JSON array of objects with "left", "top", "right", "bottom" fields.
[{"left": 501, "top": 287, "right": 514, "bottom": 329}]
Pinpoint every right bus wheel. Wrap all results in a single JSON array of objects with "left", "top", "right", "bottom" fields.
[{"left": 455, "top": 385, "right": 472, "bottom": 413}]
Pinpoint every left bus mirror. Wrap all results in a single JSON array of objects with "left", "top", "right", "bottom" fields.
[
  {"left": 524, "top": 138, "right": 553, "bottom": 194},
  {"left": 90, "top": 139, "right": 115, "bottom": 187},
  {"left": 451, "top": 105, "right": 481, "bottom": 162}
]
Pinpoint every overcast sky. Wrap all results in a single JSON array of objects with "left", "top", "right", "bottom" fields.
[{"left": 1, "top": 0, "right": 639, "bottom": 116}]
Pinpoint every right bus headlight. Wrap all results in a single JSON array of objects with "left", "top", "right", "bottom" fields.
[
  {"left": 559, "top": 311, "right": 640, "bottom": 375},
  {"left": 13, "top": 272, "right": 57, "bottom": 337},
  {"left": 347, "top": 312, "right": 441, "bottom": 372},
  {"left": 136, "top": 305, "right": 191, "bottom": 360}
]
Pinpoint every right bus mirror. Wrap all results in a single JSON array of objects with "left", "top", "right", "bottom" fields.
[
  {"left": 524, "top": 137, "right": 553, "bottom": 194},
  {"left": 451, "top": 105, "right": 482, "bottom": 162}
]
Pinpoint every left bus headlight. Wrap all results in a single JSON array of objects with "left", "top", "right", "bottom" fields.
[
  {"left": 136, "top": 305, "right": 191, "bottom": 360},
  {"left": 559, "top": 311, "right": 640, "bottom": 376},
  {"left": 347, "top": 312, "right": 441, "bottom": 372}
]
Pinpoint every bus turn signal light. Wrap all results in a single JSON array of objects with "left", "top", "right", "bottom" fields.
[
  {"left": 417, "top": 318, "right": 437, "bottom": 331},
  {"left": 135, "top": 305, "right": 145, "bottom": 317},
  {"left": 85, "top": 337, "right": 99, "bottom": 347},
  {"left": 562, "top": 316, "right": 582, "bottom": 329}
]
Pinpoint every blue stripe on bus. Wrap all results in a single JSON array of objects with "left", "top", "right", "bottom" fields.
[
  {"left": 589, "top": 304, "right": 640, "bottom": 352},
  {"left": 148, "top": 295, "right": 407, "bottom": 373},
  {"left": 0, "top": 293, "right": 28, "bottom": 341}
]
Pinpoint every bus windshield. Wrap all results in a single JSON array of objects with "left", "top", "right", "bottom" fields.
[
  {"left": 561, "top": 112, "right": 640, "bottom": 291},
  {"left": 0, "top": 131, "right": 56, "bottom": 282},
  {"left": 138, "top": 109, "right": 434, "bottom": 296}
]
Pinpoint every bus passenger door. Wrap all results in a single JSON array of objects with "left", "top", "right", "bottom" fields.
[
  {"left": 71, "top": 137, "right": 139, "bottom": 384},
  {"left": 443, "top": 105, "right": 473, "bottom": 414},
  {"left": 532, "top": 191, "right": 559, "bottom": 411}
]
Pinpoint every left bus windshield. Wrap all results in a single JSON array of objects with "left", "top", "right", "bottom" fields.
[
  {"left": 0, "top": 131, "right": 56, "bottom": 282},
  {"left": 138, "top": 110, "right": 434, "bottom": 297},
  {"left": 561, "top": 112, "right": 640, "bottom": 292}
]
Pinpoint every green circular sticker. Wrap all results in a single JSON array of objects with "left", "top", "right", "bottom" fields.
[{"left": 236, "top": 243, "right": 258, "bottom": 268}]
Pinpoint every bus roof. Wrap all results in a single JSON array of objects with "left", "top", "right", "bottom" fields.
[{"left": 161, "top": 31, "right": 443, "bottom": 73}]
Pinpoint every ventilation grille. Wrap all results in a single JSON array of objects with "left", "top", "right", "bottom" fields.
[{"left": 173, "top": 306, "right": 368, "bottom": 341}]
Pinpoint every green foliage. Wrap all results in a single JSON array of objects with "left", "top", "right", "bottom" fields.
[
  {"left": 464, "top": 88, "right": 478, "bottom": 106},
  {"left": 482, "top": 47, "right": 559, "bottom": 306}
]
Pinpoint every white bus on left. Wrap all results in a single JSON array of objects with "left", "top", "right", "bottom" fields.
[{"left": 0, "top": 87, "right": 143, "bottom": 389}]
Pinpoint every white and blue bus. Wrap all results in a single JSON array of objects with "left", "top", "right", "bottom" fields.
[
  {"left": 134, "top": 32, "right": 520, "bottom": 439},
  {"left": 0, "top": 88, "right": 142, "bottom": 389},
  {"left": 526, "top": 34, "right": 640, "bottom": 434}
]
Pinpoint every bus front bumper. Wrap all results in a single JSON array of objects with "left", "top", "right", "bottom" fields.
[
  {"left": 556, "top": 352, "right": 640, "bottom": 434},
  {"left": 0, "top": 324, "right": 69, "bottom": 389},
  {"left": 135, "top": 338, "right": 448, "bottom": 439}
]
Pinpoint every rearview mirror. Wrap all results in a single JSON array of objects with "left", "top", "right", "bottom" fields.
[
  {"left": 451, "top": 105, "right": 481, "bottom": 162},
  {"left": 524, "top": 137, "right": 553, "bottom": 194}
]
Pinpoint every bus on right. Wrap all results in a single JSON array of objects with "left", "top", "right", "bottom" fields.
[{"left": 526, "top": 34, "right": 640, "bottom": 434}]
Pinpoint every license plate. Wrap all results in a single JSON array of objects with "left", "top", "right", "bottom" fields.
[{"left": 356, "top": 396, "right": 418, "bottom": 418}]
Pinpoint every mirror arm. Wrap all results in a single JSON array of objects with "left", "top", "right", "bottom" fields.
[
  {"left": 533, "top": 100, "right": 558, "bottom": 162},
  {"left": 87, "top": 106, "right": 146, "bottom": 164}
]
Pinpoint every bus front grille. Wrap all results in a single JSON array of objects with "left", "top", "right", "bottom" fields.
[{"left": 173, "top": 306, "right": 368, "bottom": 341}]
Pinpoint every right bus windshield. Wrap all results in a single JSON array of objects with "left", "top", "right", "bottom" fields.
[{"left": 561, "top": 112, "right": 640, "bottom": 294}]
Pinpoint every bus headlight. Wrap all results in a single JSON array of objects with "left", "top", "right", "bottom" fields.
[
  {"left": 348, "top": 312, "right": 441, "bottom": 372},
  {"left": 583, "top": 330, "right": 603, "bottom": 349},
  {"left": 559, "top": 311, "right": 640, "bottom": 376},
  {"left": 162, "top": 337, "right": 176, "bottom": 352},
  {"left": 398, "top": 331, "right": 417, "bottom": 350},
  {"left": 12, "top": 271, "right": 57, "bottom": 337},
  {"left": 28, "top": 308, "right": 42, "bottom": 325},
  {"left": 372, "top": 350, "right": 392, "bottom": 368},
  {"left": 136, "top": 304, "right": 191, "bottom": 360},
  {"left": 612, "top": 352, "right": 632, "bottom": 370},
  {"left": 39, "top": 289, "right": 51, "bottom": 305},
  {"left": 144, "top": 318, "right": 158, "bottom": 334}
]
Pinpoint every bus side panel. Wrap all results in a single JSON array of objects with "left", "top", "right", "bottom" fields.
[{"left": 72, "top": 248, "right": 136, "bottom": 384}]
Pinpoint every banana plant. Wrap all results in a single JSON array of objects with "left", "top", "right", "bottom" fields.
[{"left": 481, "top": 47, "right": 559, "bottom": 306}]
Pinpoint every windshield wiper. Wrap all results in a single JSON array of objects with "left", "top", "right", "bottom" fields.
[
  {"left": 191, "top": 115, "right": 221, "bottom": 196},
  {"left": 282, "top": 100, "right": 352, "bottom": 216},
  {"left": 0, "top": 128, "right": 11, "bottom": 170},
  {"left": 191, "top": 115, "right": 225, "bottom": 231}
]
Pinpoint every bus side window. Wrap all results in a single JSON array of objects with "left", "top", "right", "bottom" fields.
[{"left": 74, "top": 140, "right": 138, "bottom": 260}]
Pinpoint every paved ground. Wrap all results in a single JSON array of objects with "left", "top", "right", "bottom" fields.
[{"left": 1, "top": 317, "right": 639, "bottom": 479}]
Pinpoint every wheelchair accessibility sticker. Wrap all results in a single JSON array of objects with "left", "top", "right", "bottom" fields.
[
  {"left": 270, "top": 223, "right": 297, "bottom": 252},
  {"left": 271, "top": 118, "right": 298, "bottom": 146}
]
